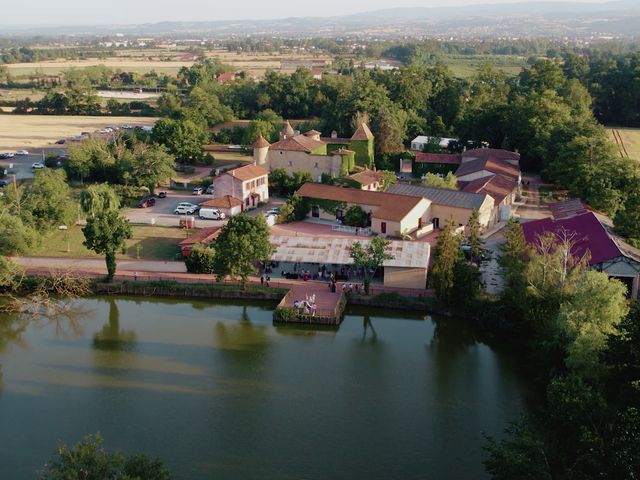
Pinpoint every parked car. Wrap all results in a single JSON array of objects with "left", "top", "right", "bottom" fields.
[
  {"left": 174, "top": 205, "right": 197, "bottom": 215},
  {"left": 55, "top": 139, "right": 66, "bottom": 144},
  {"left": 138, "top": 197, "right": 156, "bottom": 208},
  {"left": 31, "top": 162, "right": 45, "bottom": 169},
  {"left": 265, "top": 207, "right": 280, "bottom": 217},
  {"left": 16, "top": 150, "right": 29, "bottom": 156},
  {"left": 205, "top": 185, "right": 215, "bottom": 194},
  {"left": 177, "top": 202, "right": 198, "bottom": 210},
  {"left": 0, "top": 153, "right": 14, "bottom": 159},
  {"left": 157, "top": 191, "right": 167, "bottom": 198},
  {"left": 192, "top": 187, "right": 203, "bottom": 195},
  {"left": 199, "top": 208, "right": 226, "bottom": 220}
]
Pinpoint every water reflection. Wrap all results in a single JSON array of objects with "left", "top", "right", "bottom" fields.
[
  {"left": 361, "top": 315, "right": 378, "bottom": 344},
  {"left": 93, "top": 299, "right": 136, "bottom": 351},
  {"left": 212, "top": 306, "right": 270, "bottom": 352}
]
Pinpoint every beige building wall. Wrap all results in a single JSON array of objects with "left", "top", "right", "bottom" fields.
[
  {"left": 213, "top": 174, "right": 269, "bottom": 208},
  {"left": 268, "top": 150, "right": 341, "bottom": 179},
  {"left": 384, "top": 266, "right": 427, "bottom": 289},
  {"left": 430, "top": 196, "right": 495, "bottom": 228}
]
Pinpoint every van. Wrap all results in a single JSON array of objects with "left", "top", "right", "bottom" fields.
[{"left": 199, "top": 208, "right": 226, "bottom": 220}]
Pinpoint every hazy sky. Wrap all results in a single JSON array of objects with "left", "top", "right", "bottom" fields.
[{"left": 2, "top": 0, "right": 615, "bottom": 25}]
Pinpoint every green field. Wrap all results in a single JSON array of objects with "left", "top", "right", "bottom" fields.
[
  {"left": 437, "top": 54, "right": 528, "bottom": 78},
  {"left": 35, "top": 225, "right": 186, "bottom": 261},
  {"left": 609, "top": 128, "right": 640, "bottom": 161}
]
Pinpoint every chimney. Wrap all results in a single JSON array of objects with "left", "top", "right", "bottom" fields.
[{"left": 331, "top": 130, "right": 338, "bottom": 139}]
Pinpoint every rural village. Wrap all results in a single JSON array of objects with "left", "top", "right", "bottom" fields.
[{"left": 1, "top": 3, "right": 640, "bottom": 478}]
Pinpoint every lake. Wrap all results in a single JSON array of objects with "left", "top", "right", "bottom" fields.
[{"left": 0, "top": 297, "right": 529, "bottom": 479}]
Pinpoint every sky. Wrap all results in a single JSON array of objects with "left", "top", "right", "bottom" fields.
[{"left": 2, "top": 0, "right": 616, "bottom": 25}]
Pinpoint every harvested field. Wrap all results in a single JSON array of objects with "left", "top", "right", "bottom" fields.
[
  {"left": 0, "top": 115, "right": 157, "bottom": 150},
  {"left": 609, "top": 127, "right": 640, "bottom": 161}
]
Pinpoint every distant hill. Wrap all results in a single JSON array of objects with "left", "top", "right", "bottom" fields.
[{"left": 1, "top": 0, "right": 639, "bottom": 38}]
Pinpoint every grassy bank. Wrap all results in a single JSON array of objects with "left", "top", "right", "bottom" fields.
[{"left": 33, "top": 224, "right": 184, "bottom": 261}]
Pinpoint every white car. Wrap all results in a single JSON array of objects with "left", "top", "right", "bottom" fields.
[
  {"left": 31, "top": 162, "right": 45, "bottom": 169},
  {"left": 177, "top": 202, "right": 198, "bottom": 210},
  {"left": 16, "top": 150, "right": 29, "bottom": 156},
  {"left": 174, "top": 205, "right": 196, "bottom": 215},
  {"left": 265, "top": 207, "right": 280, "bottom": 217},
  {"left": 192, "top": 187, "right": 203, "bottom": 195}
]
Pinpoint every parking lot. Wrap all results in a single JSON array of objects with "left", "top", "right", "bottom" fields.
[
  {"left": 123, "top": 191, "right": 224, "bottom": 227},
  {"left": 124, "top": 191, "right": 286, "bottom": 227},
  {"left": 1, "top": 148, "right": 66, "bottom": 180}
]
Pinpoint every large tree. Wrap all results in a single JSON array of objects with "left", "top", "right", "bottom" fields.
[
  {"left": 80, "top": 184, "right": 121, "bottom": 218},
  {"left": 151, "top": 118, "right": 207, "bottom": 163},
  {"left": 82, "top": 210, "right": 132, "bottom": 281},
  {"left": 22, "top": 169, "right": 77, "bottom": 230},
  {"left": 212, "top": 214, "right": 274, "bottom": 284},
  {"left": 349, "top": 236, "right": 394, "bottom": 294}
]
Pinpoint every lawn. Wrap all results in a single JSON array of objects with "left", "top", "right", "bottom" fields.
[
  {"left": 34, "top": 225, "right": 188, "bottom": 261},
  {"left": 608, "top": 128, "right": 640, "bottom": 161}
]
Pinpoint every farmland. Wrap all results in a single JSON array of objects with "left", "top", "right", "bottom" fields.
[
  {"left": 609, "top": 127, "right": 640, "bottom": 161},
  {"left": 0, "top": 115, "right": 157, "bottom": 150},
  {"left": 3, "top": 48, "right": 333, "bottom": 79}
]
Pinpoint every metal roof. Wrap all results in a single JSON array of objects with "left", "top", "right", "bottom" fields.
[
  {"left": 387, "top": 184, "right": 489, "bottom": 210},
  {"left": 270, "top": 235, "right": 430, "bottom": 269}
]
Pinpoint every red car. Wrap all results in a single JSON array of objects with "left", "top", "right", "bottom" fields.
[{"left": 138, "top": 197, "right": 156, "bottom": 208}]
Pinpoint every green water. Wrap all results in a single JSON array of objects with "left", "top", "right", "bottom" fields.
[{"left": 0, "top": 297, "right": 529, "bottom": 479}]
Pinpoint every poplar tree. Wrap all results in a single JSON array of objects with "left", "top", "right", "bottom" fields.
[{"left": 430, "top": 218, "right": 461, "bottom": 304}]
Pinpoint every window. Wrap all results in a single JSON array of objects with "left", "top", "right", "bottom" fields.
[
  {"left": 312, "top": 205, "right": 320, "bottom": 218},
  {"left": 418, "top": 218, "right": 423, "bottom": 229},
  {"left": 381, "top": 222, "right": 387, "bottom": 234},
  {"left": 336, "top": 209, "right": 344, "bottom": 221},
  {"left": 314, "top": 162, "right": 319, "bottom": 168},
  {"left": 288, "top": 161, "right": 292, "bottom": 166}
]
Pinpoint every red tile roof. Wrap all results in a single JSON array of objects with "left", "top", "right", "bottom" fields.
[
  {"left": 414, "top": 152, "right": 462, "bottom": 165},
  {"left": 200, "top": 195, "right": 243, "bottom": 209},
  {"left": 296, "top": 182, "right": 424, "bottom": 222},
  {"left": 226, "top": 163, "right": 269, "bottom": 181},
  {"left": 348, "top": 169, "right": 383, "bottom": 186},
  {"left": 521, "top": 212, "right": 622, "bottom": 266},
  {"left": 269, "top": 135, "right": 326, "bottom": 152},
  {"left": 462, "top": 148, "right": 520, "bottom": 164},
  {"left": 217, "top": 72, "right": 236, "bottom": 83},
  {"left": 548, "top": 199, "right": 589, "bottom": 220},
  {"left": 282, "top": 120, "right": 295, "bottom": 136},
  {"left": 461, "top": 174, "right": 517, "bottom": 204},
  {"left": 178, "top": 227, "right": 222, "bottom": 247},
  {"left": 252, "top": 135, "right": 271, "bottom": 148},
  {"left": 351, "top": 123, "right": 374, "bottom": 141},
  {"left": 455, "top": 157, "right": 520, "bottom": 180}
]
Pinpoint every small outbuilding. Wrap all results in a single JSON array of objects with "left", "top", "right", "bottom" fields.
[{"left": 199, "top": 195, "right": 244, "bottom": 217}]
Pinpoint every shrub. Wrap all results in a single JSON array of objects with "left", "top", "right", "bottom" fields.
[{"left": 185, "top": 244, "right": 216, "bottom": 274}]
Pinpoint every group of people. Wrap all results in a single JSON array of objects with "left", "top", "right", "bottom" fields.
[
  {"left": 260, "top": 274, "right": 271, "bottom": 287},
  {"left": 293, "top": 294, "right": 317, "bottom": 316}
]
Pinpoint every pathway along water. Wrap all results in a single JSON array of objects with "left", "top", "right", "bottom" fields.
[{"left": 0, "top": 297, "right": 530, "bottom": 479}]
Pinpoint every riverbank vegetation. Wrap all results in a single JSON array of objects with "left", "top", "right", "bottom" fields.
[{"left": 480, "top": 218, "right": 640, "bottom": 479}]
